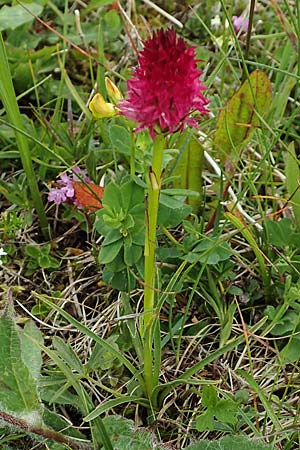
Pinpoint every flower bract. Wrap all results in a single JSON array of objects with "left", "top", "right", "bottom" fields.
[
  {"left": 105, "top": 77, "right": 123, "bottom": 104},
  {"left": 119, "top": 28, "right": 209, "bottom": 137}
]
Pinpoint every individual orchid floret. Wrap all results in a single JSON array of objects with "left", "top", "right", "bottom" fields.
[
  {"left": 89, "top": 93, "right": 117, "bottom": 119},
  {"left": 118, "top": 28, "right": 209, "bottom": 138},
  {"left": 232, "top": 15, "right": 249, "bottom": 33},
  {"left": 105, "top": 77, "right": 123, "bottom": 104}
]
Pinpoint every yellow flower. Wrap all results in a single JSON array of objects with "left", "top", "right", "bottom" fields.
[
  {"left": 89, "top": 93, "right": 116, "bottom": 119},
  {"left": 105, "top": 77, "right": 123, "bottom": 104}
]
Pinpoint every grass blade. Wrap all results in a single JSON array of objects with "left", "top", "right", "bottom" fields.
[{"left": 0, "top": 31, "right": 48, "bottom": 236}]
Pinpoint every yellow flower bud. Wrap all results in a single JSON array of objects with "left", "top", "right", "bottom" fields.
[
  {"left": 89, "top": 93, "right": 116, "bottom": 119},
  {"left": 105, "top": 77, "right": 123, "bottom": 104}
]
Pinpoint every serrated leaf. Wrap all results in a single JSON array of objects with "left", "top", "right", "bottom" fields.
[
  {"left": 214, "top": 70, "right": 272, "bottom": 163},
  {"left": 0, "top": 315, "right": 42, "bottom": 425}
]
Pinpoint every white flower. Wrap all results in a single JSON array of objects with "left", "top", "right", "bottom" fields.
[
  {"left": 211, "top": 15, "right": 221, "bottom": 29},
  {"left": 0, "top": 247, "right": 7, "bottom": 265}
]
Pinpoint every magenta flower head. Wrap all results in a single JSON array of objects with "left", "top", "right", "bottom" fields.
[{"left": 119, "top": 28, "right": 209, "bottom": 138}]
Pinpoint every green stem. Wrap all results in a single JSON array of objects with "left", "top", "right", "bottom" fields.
[
  {"left": 97, "top": 24, "right": 107, "bottom": 100},
  {"left": 130, "top": 132, "right": 136, "bottom": 177},
  {"left": 142, "top": 133, "right": 166, "bottom": 399},
  {"left": 0, "top": 32, "right": 48, "bottom": 237}
]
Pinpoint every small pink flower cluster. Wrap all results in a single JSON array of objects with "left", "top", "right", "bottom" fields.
[
  {"left": 232, "top": 15, "right": 249, "bottom": 33},
  {"left": 48, "top": 167, "right": 90, "bottom": 206}
]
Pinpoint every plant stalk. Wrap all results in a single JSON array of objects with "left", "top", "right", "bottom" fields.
[{"left": 142, "top": 133, "right": 165, "bottom": 398}]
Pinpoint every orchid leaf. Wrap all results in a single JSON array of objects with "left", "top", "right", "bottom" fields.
[
  {"left": 173, "top": 134, "right": 204, "bottom": 213},
  {"left": 285, "top": 142, "right": 300, "bottom": 232},
  {"left": 214, "top": 70, "right": 272, "bottom": 163}
]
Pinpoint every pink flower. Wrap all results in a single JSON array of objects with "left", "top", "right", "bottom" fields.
[
  {"left": 119, "top": 29, "right": 209, "bottom": 138},
  {"left": 232, "top": 15, "right": 249, "bottom": 33},
  {"left": 48, "top": 167, "right": 90, "bottom": 205}
]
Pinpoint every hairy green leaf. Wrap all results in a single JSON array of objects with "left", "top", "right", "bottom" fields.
[
  {"left": 185, "top": 435, "right": 274, "bottom": 450},
  {"left": 0, "top": 315, "right": 42, "bottom": 425}
]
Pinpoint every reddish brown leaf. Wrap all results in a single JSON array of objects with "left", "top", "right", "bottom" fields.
[{"left": 73, "top": 181, "right": 104, "bottom": 211}]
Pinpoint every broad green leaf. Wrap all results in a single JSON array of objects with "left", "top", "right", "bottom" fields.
[
  {"left": 270, "top": 311, "right": 298, "bottom": 336},
  {"left": 0, "top": 314, "right": 43, "bottom": 425},
  {"left": 214, "top": 399, "right": 238, "bottom": 424},
  {"left": 22, "top": 320, "right": 43, "bottom": 383},
  {"left": 285, "top": 142, "right": 300, "bottom": 231},
  {"left": 202, "top": 385, "right": 218, "bottom": 407},
  {"left": 0, "top": 3, "right": 43, "bottom": 31},
  {"left": 102, "top": 181, "right": 122, "bottom": 209},
  {"left": 214, "top": 70, "right": 272, "bottom": 163},
  {"left": 98, "top": 239, "right": 123, "bottom": 264},
  {"left": 25, "top": 244, "right": 42, "bottom": 258},
  {"left": 263, "top": 218, "right": 294, "bottom": 248},
  {"left": 158, "top": 193, "right": 192, "bottom": 227},
  {"left": 195, "top": 410, "right": 215, "bottom": 431},
  {"left": 102, "top": 228, "right": 123, "bottom": 246},
  {"left": 280, "top": 336, "right": 300, "bottom": 363},
  {"left": 109, "top": 124, "right": 131, "bottom": 156},
  {"left": 185, "top": 239, "right": 232, "bottom": 265},
  {"left": 124, "top": 242, "right": 142, "bottom": 266},
  {"left": 173, "top": 134, "right": 204, "bottom": 213}
]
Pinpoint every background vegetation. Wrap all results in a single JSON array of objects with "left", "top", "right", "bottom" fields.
[{"left": 0, "top": 1, "right": 300, "bottom": 449}]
